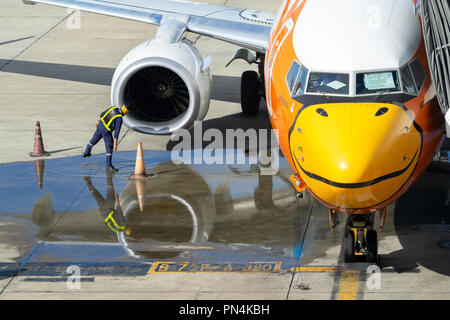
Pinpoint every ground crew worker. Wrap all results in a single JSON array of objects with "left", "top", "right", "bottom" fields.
[
  {"left": 83, "top": 173, "right": 127, "bottom": 234},
  {"left": 82, "top": 105, "right": 129, "bottom": 172}
]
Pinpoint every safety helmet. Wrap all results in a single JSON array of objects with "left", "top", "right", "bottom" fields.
[{"left": 121, "top": 105, "right": 129, "bottom": 115}]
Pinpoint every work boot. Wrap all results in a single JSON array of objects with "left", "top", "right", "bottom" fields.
[
  {"left": 82, "top": 152, "right": 91, "bottom": 158},
  {"left": 106, "top": 166, "right": 119, "bottom": 173}
]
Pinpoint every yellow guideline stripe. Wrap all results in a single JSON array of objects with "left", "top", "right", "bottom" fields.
[
  {"left": 290, "top": 266, "right": 338, "bottom": 272},
  {"left": 337, "top": 270, "right": 361, "bottom": 300}
]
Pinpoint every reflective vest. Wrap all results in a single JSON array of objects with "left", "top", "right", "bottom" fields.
[
  {"left": 104, "top": 210, "right": 126, "bottom": 233},
  {"left": 100, "top": 107, "right": 123, "bottom": 132}
]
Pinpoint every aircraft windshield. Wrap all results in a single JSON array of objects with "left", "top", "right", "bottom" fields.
[
  {"left": 356, "top": 71, "right": 400, "bottom": 95},
  {"left": 306, "top": 72, "right": 349, "bottom": 95}
]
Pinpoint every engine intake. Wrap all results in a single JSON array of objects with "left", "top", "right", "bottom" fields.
[
  {"left": 112, "top": 40, "right": 211, "bottom": 135},
  {"left": 125, "top": 66, "right": 190, "bottom": 122}
]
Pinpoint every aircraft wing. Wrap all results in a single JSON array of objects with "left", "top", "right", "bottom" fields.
[{"left": 23, "top": 0, "right": 275, "bottom": 53}]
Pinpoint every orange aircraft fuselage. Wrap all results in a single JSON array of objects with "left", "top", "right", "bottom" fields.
[{"left": 265, "top": 0, "right": 446, "bottom": 214}]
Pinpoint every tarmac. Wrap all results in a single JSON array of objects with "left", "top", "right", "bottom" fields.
[{"left": 0, "top": 0, "right": 449, "bottom": 300}]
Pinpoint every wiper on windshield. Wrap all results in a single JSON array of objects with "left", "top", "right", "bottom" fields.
[
  {"left": 374, "top": 90, "right": 391, "bottom": 101},
  {"left": 314, "top": 88, "right": 331, "bottom": 102}
]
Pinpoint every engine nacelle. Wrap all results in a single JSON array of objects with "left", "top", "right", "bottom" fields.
[{"left": 111, "top": 39, "right": 212, "bottom": 135}]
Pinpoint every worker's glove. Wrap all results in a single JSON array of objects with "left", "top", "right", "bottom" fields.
[{"left": 113, "top": 139, "right": 118, "bottom": 152}]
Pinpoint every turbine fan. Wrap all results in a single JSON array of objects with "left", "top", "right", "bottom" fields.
[{"left": 125, "top": 66, "right": 190, "bottom": 122}]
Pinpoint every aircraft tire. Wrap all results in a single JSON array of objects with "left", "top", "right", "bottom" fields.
[
  {"left": 241, "top": 71, "right": 260, "bottom": 116},
  {"left": 343, "top": 228, "right": 355, "bottom": 263}
]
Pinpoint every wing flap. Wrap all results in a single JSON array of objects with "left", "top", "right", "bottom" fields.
[
  {"left": 188, "top": 16, "right": 271, "bottom": 52},
  {"left": 24, "top": 0, "right": 273, "bottom": 52}
]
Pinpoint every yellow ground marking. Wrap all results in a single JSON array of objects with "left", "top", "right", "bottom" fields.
[
  {"left": 147, "top": 261, "right": 283, "bottom": 274},
  {"left": 290, "top": 266, "right": 338, "bottom": 272},
  {"left": 148, "top": 262, "right": 362, "bottom": 299},
  {"left": 337, "top": 270, "right": 361, "bottom": 300}
]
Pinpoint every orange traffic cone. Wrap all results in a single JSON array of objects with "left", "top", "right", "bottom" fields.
[
  {"left": 129, "top": 142, "right": 152, "bottom": 180},
  {"left": 29, "top": 121, "right": 50, "bottom": 157},
  {"left": 135, "top": 179, "right": 146, "bottom": 212},
  {"left": 34, "top": 159, "right": 45, "bottom": 190}
]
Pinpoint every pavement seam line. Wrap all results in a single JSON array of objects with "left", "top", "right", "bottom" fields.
[
  {"left": 0, "top": 11, "right": 75, "bottom": 72},
  {"left": 41, "top": 169, "right": 100, "bottom": 240},
  {"left": 0, "top": 244, "right": 41, "bottom": 296}
]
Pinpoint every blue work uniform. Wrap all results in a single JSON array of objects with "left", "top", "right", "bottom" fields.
[{"left": 84, "top": 106, "right": 123, "bottom": 167}]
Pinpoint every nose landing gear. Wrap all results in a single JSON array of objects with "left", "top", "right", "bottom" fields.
[
  {"left": 343, "top": 212, "right": 379, "bottom": 264},
  {"left": 241, "top": 70, "right": 262, "bottom": 116}
]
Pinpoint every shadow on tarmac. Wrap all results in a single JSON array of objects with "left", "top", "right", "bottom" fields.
[
  {"left": 381, "top": 166, "right": 450, "bottom": 276},
  {"left": 0, "top": 58, "right": 274, "bottom": 153},
  {"left": 0, "top": 59, "right": 241, "bottom": 103},
  {"left": 165, "top": 111, "right": 273, "bottom": 151},
  {"left": 0, "top": 36, "right": 34, "bottom": 47}
]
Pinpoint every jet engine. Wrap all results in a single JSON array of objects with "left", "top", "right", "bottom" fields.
[{"left": 111, "top": 39, "right": 212, "bottom": 135}]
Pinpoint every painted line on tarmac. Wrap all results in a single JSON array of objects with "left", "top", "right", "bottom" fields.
[
  {"left": 334, "top": 270, "right": 362, "bottom": 300},
  {"left": 290, "top": 266, "right": 338, "bottom": 272},
  {"left": 0, "top": 262, "right": 152, "bottom": 279},
  {"left": 291, "top": 266, "right": 362, "bottom": 300},
  {"left": 22, "top": 277, "right": 95, "bottom": 283},
  {"left": 147, "top": 261, "right": 283, "bottom": 274},
  {"left": 148, "top": 262, "right": 345, "bottom": 274}
]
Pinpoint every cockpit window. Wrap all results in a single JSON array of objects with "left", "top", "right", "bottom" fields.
[
  {"left": 286, "top": 60, "right": 309, "bottom": 97},
  {"left": 307, "top": 72, "right": 349, "bottom": 95},
  {"left": 356, "top": 71, "right": 400, "bottom": 95},
  {"left": 293, "top": 65, "right": 308, "bottom": 97},
  {"left": 400, "top": 65, "right": 418, "bottom": 95},
  {"left": 286, "top": 61, "right": 300, "bottom": 94}
]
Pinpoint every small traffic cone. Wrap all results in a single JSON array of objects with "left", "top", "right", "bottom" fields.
[
  {"left": 135, "top": 179, "right": 146, "bottom": 212},
  {"left": 34, "top": 159, "right": 45, "bottom": 190},
  {"left": 29, "top": 121, "right": 50, "bottom": 157},
  {"left": 129, "top": 142, "right": 152, "bottom": 180}
]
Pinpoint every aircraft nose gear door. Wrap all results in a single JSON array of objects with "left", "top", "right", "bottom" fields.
[{"left": 420, "top": 0, "right": 450, "bottom": 136}]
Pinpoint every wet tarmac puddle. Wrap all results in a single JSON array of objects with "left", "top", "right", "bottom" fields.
[{"left": 0, "top": 150, "right": 449, "bottom": 282}]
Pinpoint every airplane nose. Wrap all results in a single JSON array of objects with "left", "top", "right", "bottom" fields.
[{"left": 289, "top": 102, "right": 422, "bottom": 210}]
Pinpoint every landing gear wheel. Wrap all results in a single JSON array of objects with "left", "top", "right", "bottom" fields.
[
  {"left": 343, "top": 229, "right": 355, "bottom": 263},
  {"left": 241, "top": 71, "right": 260, "bottom": 116},
  {"left": 366, "top": 229, "right": 378, "bottom": 263}
]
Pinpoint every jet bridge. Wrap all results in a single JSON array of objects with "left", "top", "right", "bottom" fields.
[{"left": 420, "top": 0, "right": 450, "bottom": 137}]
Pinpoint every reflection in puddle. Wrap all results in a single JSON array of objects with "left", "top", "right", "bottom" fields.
[
  {"left": 89, "top": 161, "right": 303, "bottom": 261},
  {"left": 84, "top": 173, "right": 126, "bottom": 234},
  {"left": 0, "top": 150, "right": 448, "bottom": 276},
  {"left": 34, "top": 160, "right": 45, "bottom": 190},
  {"left": 0, "top": 151, "right": 310, "bottom": 267}
]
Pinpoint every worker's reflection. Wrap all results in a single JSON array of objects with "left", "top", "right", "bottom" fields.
[
  {"left": 83, "top": 171, "right": 127, "bottom": 234},
  {"left": 254, "top": 171, "right": 275, "bottom": 210},
  {"left": 228, "top": 164, "right": 276, "bottom": 211}
]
